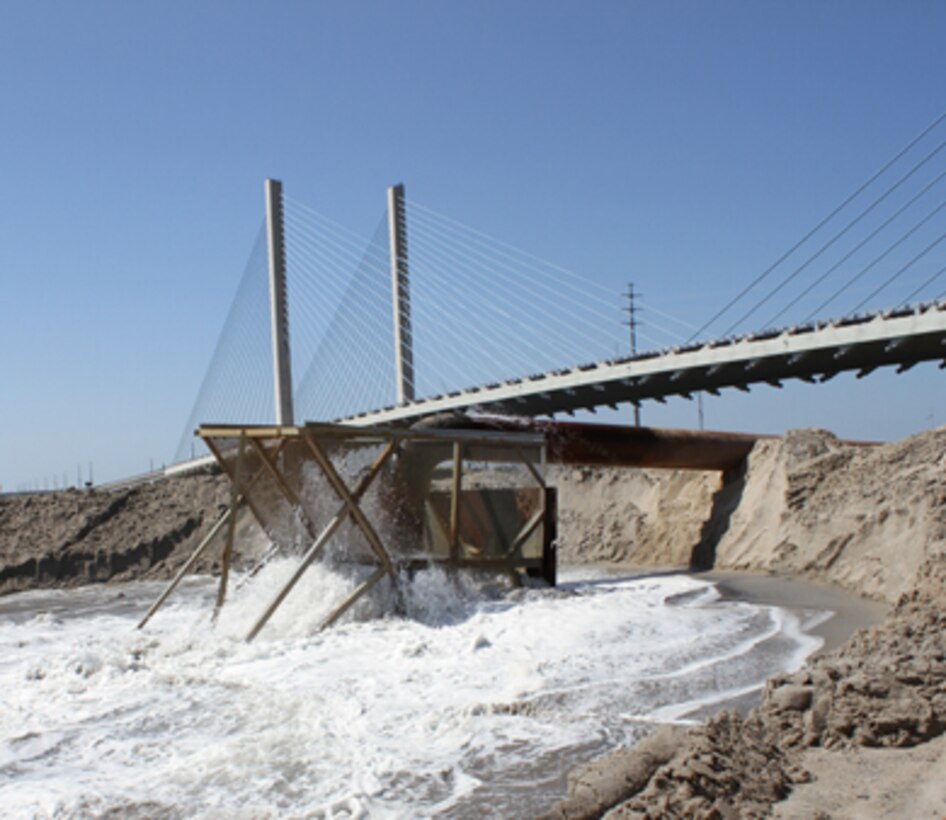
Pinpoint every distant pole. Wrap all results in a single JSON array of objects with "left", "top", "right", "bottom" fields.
[
  {"left": 698, "top": 392, "right": 705, "bottom": 430},
  {"left": 388, "top": 183, "right": 415, "bottom": 404},
  {"left": 623, "top": 282, "right": 641, "bottom": 427},
  {"left": 266, "top": 178, "right": 294, "bottom": 426}
]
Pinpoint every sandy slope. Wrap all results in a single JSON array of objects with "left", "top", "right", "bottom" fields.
[
  {"left": 0, "top": 470, "right": 255, "bottom": 595},
  {"left": 772, "top": 734, "right": 946, "bottom": 819},
  {"left": 548, "top": 426, "right": 946, "bottom": 818},
  {"left": 711, "top": 428, "right": 946, "bottom": 603}
]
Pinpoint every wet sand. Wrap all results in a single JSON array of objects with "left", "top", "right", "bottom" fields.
[
  {"left": 594, "top": 565, "right": 887, "bottom": 654},
  {"left": 675, "top": 569, "right": 889, "bottom": 720},
  {"left": 701, "top": 569, "right": 888, "bottom": 653}
]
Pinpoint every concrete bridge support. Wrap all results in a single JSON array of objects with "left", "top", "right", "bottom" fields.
[
  {"left": 388, "top": 183, "right": 415, "bottom": 405},
  {"left": 266, "top": 178, "right": 294, "bottom": 426}
]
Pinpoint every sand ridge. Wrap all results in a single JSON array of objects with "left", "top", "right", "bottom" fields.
[{"left": 0, "top": 470, "right": 238, "bottom": 594}]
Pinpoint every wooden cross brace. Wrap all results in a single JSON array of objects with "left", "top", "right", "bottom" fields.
[{"left": 244, "top": 436, "right": 399, "bottom": 642}]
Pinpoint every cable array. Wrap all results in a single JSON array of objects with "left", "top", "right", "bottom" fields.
[
  {"left": 402, "top": 200, "right": 692, "bottom": 381},
  {"left": 176, "top": 185, "right": 707, "bottom": 445},
  {"left": 689, "top": 110, "right": 946, "bottom": 342},
  {"left": 277, "top": 196, "right": 698, "bottom": 422},
  {"left": 174, "top": 224, "right": 273, "bottom": 462},
  {"left": 286, "top": 201, "right": 396, "bottom": 420}
]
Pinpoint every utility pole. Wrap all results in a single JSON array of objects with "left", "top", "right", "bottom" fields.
[
  {"left": 623, "top": 282, "right": 641, "bottom": 427},
  {"left": 388, "top": 183, "right": 415, "bottom": 404},
  {"left": 266, "top": 178, "right": 294, "bottom": 426}
]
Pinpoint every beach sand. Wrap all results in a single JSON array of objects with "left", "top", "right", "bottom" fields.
[{"left": 703, "top": 569, "right": 887, "bottom": 654}]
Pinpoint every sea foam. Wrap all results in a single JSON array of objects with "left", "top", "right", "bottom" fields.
[{"left": 0, "top": 564, "right": 825, "bottom": 818}]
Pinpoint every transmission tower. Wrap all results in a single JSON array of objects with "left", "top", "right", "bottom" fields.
[{"left": 623, "top": 282, "right": 641, "bottom": 427}]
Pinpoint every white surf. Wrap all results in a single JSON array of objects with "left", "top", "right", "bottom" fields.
[{"left": 0, "top": 562, "right": 826, "bottom": 818}]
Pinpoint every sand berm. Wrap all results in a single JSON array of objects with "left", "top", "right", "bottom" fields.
[{"left": 2, "top": 426, "right": 945, "bottom": 818}]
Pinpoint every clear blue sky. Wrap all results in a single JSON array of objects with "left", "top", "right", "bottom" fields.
[{"left": 2, "top": 1, "right": 945, "bottom": 489}]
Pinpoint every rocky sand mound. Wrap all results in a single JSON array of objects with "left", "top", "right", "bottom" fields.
[
  {"left": 0, "top": 471, "right": 233, "bottom": 595},
  {"left": 547, "top": 559, "right": 946, "bottom": 818}
]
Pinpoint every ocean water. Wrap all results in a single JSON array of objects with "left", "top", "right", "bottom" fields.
[{"left": 0, "top": 563, "right": 828, "bottom": 818}]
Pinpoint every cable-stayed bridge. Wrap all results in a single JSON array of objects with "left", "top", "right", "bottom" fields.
[
  {"left": 342, "top": 302, "right": 946, "bottom": 427},
  {"left": 176, "top": 112, "right": 946, "bottom": 463}
]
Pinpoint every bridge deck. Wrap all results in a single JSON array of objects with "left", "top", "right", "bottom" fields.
[{"left": 342, "top": 301, "right": 946, "bottom": 425}]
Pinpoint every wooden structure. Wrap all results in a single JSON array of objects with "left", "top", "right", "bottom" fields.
[{"left": 139, "top": 422, "right": 556, "bottom": 640}]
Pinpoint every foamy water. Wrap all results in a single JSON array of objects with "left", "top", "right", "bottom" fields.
[{"left": 0, "top": 563, "right": 827, "bottom": 818}]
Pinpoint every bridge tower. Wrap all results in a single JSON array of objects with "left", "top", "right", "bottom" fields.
[
  {"left": 265, "top": 178, "right": 294, "bottom": 426},
  {"left": 388, "top": 183, "right": 415, "bottom": 404}
]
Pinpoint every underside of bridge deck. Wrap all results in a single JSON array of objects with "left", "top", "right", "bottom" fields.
[{"left": 410, "top": 415, "right": 767, "bottom": 472}]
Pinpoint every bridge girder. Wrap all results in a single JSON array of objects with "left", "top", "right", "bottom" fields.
[{"left": 340, "top": 302, "right": 946, "bottom": 427}]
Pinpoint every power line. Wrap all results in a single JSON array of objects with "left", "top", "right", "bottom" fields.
[{"left": 622, "top": 282, "right": 642, "bottom": 426}]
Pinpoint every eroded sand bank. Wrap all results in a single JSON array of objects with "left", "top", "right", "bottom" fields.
[{"left": 547, "top": 426, "right": 946, "bottom": 818}]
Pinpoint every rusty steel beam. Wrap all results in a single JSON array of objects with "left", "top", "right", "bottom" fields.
[
  {"left": 541, "top": 421, "right": 765, "bottom": 471},
  {"left": 422, "top": 415, "right": 769, "bottom": 471}
]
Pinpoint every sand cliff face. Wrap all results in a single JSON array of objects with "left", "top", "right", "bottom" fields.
[
  {"left": 555, "top": 426, "right": 946, "bottom": 605},
  {"left": 553, "top": 465, "right": 720, "bottom": 567},
  {"left": 711, "top": 428, "right": 946, "bottom": 603}
]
